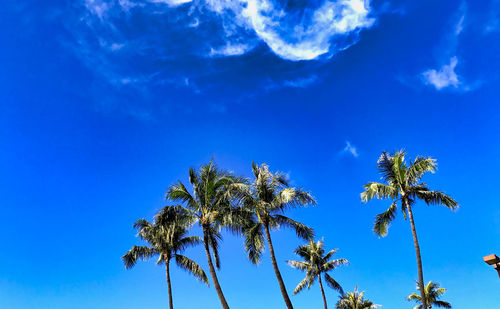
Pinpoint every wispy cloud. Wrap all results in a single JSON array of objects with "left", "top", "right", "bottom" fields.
[
  {"left": 422, "top": 56, "right": 460, "bottom": 90},
  {"left": 342, "top": 141, "right": 359, "bottom": 157},
  {"left": 420, "top": 2, "right": 477, "bottom": 92},
  {"left": 209, "top": 43, "right": 255, "bottom": 57},
  {"left": 484, "top": 0, "right": 500, "bottom": 33},
  {"left": 70, "top": 0, "right": 376, "bottom": 89}
]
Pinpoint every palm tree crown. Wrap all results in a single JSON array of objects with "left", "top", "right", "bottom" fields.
[
  {"left": 407, "top": 281, "right": 451, "bottom": 309},
  {"left": 161, "top": 159, "right": 251, "bottom": 309},
  {"left": 122, "top": 215, "right": 208, "bottom": 309},
  {"left": 361, "top": 151, "right": 458, "bottom": 236},
  {"left": 336, "top": 287, "right": 378, "bottom": 309},
  {"left": 235, "top": 162, "right": 316, "bottom": 309},
  {"left": 288, "top": 239, "right": 348, "bottom": 309},
  {"left": 240, "top": 162, "right": 316, "bottom": 263}
]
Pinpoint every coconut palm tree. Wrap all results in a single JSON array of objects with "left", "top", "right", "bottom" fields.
[
  {"left": 287, "top": 239, "right": 348, "bottom": 309},
  {"left": 361, "top": 151, "right": 458, "bottom": 309},
  {"left": 336, "top": 287, "right": 378, "bottom": 309},
  {"left": 122, "top": 216, "right": 208, "bottom": 309},
  {"left": 162, "top": 160, "right": 250, "bottom": 309},
  {"left": 235, "top": 162, "right": 316, "bottom": 309},
  {"left": 407, "top": 281, "right": 451, "bottom": 309}
]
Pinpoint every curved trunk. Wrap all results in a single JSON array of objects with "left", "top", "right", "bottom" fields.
[
  {"left": 264, "top": 223, "right": 294, "bottom": 309},
  {"left": 318, "top": 275, "right": 328, "bottom": 309},
  {"left": 405, "top": 199, "right": 428, "bottom": 309},
  {"left": 203, "top": 225, "right": 230, "bottom": 309},
  {"left": 165, "top": 258, "right": 173, "bottom": 309}
]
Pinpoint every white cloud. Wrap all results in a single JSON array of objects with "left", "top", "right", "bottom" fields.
[
  {"left": 241, "top": 0, "right": 374, "bottom": 61},
  {"left": 82, "top": 0, "right": 375, "bottom": 61},
  {"left": 420, "top": 2, "right": 478, "bottom": 92},
  {"left": 148, "top": 0, "right": 193, "bottom": 7},
  {"left": 209, "top": 43, "right": 255, "bottom": 57},
  {"left": 283, "top": 75, "right": 318, "bottom": 88},
  {"left": 85, "top": 0, "right": 109, "bottom": 19},
  {"left": 422, "top": 56, "right": 460, "bottom": 90},
  {"left": 342, "top": 141, "right": 358, "bottom": 157}
]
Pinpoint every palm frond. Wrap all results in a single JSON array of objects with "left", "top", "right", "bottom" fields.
[
  {"left": 433, "top": 300, "right": 452, "bottom": 308},
  {"left": 376, "top": 151, "right": 399, "bottom": 185},
  {"left": 373, "top": 201, "right": 398, "bottom": 237},
  {"left": 415, "top": 190, "right": 458, "bottom": 210},
  {"left": 166, "top": 181, "right": 198, "bottom": 210},
  {"left": 324, "top": 273, "right": 343, "bottom": 295},
  {"left": 176, "top": 235, "right": 202, "bottom": 252},
  {"left": 273, "top": 214, "right": 314, "bottom": 240},
  {"left": 293, "top": 277, "right": 309, "bottom": 295},
  {"left": 407, "top": 293, "right": 421, "bottom": 301},
  {"left": 322, "top": 248, "right": 338, "bottom": 263},
  {"left": 244, "top": 222, "right": 265, "bottom": 264},
  {"left": 174, "top": 254, "right": 209, "bottom": 285},
  {"left": 361, "top": 182, "right": 399, "bottom": 202},
  {"left": 407, "top": 156, "right": 436, "bottom": 184},
  {"left": 133, "top": 218, "right": 152, "bottom": 232},
  {"left": 273, "top": 188, "right": 316, "bottom": 211},
  {"left": 287, "top": 260, "right": 311, "bottom": 271},
  {"left": 322, "top": 258, "right": 349, "bottom": 272},
  {"left": 122, "top": 246, "right": 158, "bottom": 269}
]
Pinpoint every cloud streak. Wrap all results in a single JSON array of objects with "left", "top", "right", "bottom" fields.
[
  {"left": 71, "top": 0, "right": 376, "bottom": 90},
  {"left": 420, "top": 2, "right": 478, "bottom": 92},
  {"left": 422, "top": 56, "right": 460, "bottom": 90},
  {"left": 342, "top": 141, "right": 358, "bottom": 157}
]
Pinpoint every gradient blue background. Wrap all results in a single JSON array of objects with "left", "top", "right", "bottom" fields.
[{"left": 1, "top": 0, "right": 499, "bottom": 308}]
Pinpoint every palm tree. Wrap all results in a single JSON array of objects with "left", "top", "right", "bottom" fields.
[
  {"left": 161, "top": 160, "right": 250, "bottom": 309},
  {"left": 407, "top": 281, "right": 451, "bottom": 309},
  {"left": 287, "top": 239, "right": 348, "bottom": 309},
  {"left": 235, "top": 162, "right": 316, "bottom": 309},
  {"left": 336, "top": 287, "right": 378, "bottom": 309},
  {"left": 361, "top": 151, "right": 458, "bottom": 309},
  {"left": 122, "top": 216, "right": 208, "bottom": 309}
]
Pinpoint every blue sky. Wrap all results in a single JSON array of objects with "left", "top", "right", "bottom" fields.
[{"left": 1, "top": 0, "right": 499, "bottom": 308}]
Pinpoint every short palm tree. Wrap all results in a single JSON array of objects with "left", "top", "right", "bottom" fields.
[
  {"left": 407, "top": 281, "right": 451, "bottom": 309},
  {"left": 122, "top": 216, "right": 208, "bottom": 309},
  {"left": 336, "top": 287, "right": 378, "bottom": 309},
  {"left": 162, "top": 160, "right": 250, "bottom": 309},
  {"left": 361, "top": 151, "right": 457, "bottom": 309},
  {"left": 287, "top": 239, "right": 348, "bottom": 309},
  {"left": 236, "top": 163, "right": 316, "bottom": 309}
]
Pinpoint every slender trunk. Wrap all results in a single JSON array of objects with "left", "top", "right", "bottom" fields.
[
  {"left": 405, "top": 199, "right": 428, "bottom": 309},
  {"left": 203, "top": 225, "right": 230, "bottom": 309},
  {"left": 165, "top": 258, "right": 173, "bottom": 309},
  {"left": 264, "top": 223, "right": 294, "bottom": 309},
  {"left": 318, "top": 275, "right": 328, "bottom": 309}
]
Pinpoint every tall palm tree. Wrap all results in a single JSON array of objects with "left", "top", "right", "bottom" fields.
[
  {"left": 407, "top": 281, "right": 451, "bottom": 309},
  {"left": 122, "top": 216, "right": 208, "bottom": 309},
  {"left": 361, "top": 151, "right": 458, "bottom": 309},
  {"left": 335, "top": 287, "right": 378, "bottom": 309},
  {"left": 287, "top": 239, "right": 348, "bottom": 309},
  {"left": 235, "top": 162, "right": 316, "bottom": 309},
  {"left": 162, "top": 160, "right": 250, "bottom": 309}
]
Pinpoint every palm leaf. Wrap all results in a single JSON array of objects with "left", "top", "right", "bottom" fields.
[
  {"left": 324, "top": 273, "right": 343, "bottom": 295},
  {"left": 373, "top": 201, "right": 398, "bottom": 237},
  {"left": 174, "top": 254, "right": 209, "bottom": 285},
  {"left": 122, "top": 246, "right": 158, "bottom": 269},
  {"left": 273, "top": 214, "right": 314, "bottom": 240}
]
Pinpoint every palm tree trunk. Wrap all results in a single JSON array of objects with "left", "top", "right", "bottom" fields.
[
  {"left": 264, "top": 224, "right": 294, "bottom": 309},
  {"left": 202, "top": 226, "right": 230, "bottom": 309},
  {"left": 318, "top": 275, "right": 328, "bottom": 309},
  {"left": 165, "top": 259, "right": 174, "bottom": 309},
  {"left": 406, "top": 200, "right": 428, "bottom": 309}
]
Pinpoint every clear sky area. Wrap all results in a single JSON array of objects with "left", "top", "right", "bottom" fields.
[{"left": 1, "top": 0, "right": 499, "bottom": 308}]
